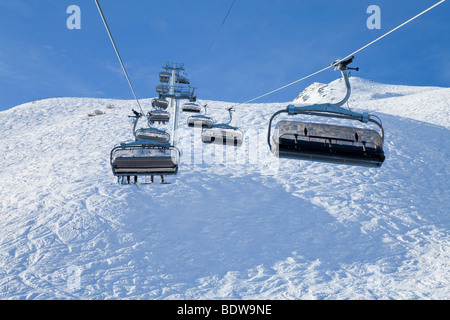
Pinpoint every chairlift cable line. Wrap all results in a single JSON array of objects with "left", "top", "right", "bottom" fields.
[
  {"left": 94, "top": 0, "right": 145, "bottom": 115},
  {"left": 239, "top": 65, "right": 333, "bottom": 105},
  {"left": 233, "top": 0, "right": 447, "bottom": 108},
  {"left": 204, "top": 0, "right": 237, "bottom": 58},
  {"left": 340, "top": 0, "right": 447, "bottom": 62},
  {"left": 194, "top": 0, "right": 237, "bottom": 74}
]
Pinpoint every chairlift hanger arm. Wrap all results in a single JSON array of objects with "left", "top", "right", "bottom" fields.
[
  {"left": 288, "top": 57, "right": 364, "bottom": 119},
  {"left": 192, "top": 104, "right": 209, "bottom": 116},
  {"left": 127, "top": 109, "right": 143, "bottom": 138},
  {"left": 130, "top": 109, "right": 142, "bottom": 117},
  {"left": 209, "top": 107, "right": 235, "bottom": 128},
  {"left": 267, "top": 109, "right": 288, "bottom": 150}
]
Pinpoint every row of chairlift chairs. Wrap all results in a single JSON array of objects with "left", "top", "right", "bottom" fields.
[
  {"left": 110, "top": 63, "right": 195, "bottom": 184},
  {"left": 162, "top": 65, "right": 244, "bottom": 146},
  {"left": 111, "top": 57, "right": 386, "bottom": 185},
  {"left": 183, "top": 56, "right": 384, "bottom": 166}
]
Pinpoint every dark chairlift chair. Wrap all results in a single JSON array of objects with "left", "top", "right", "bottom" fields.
[{"left": 267, "top": 56, "right": 385, "bottom": 167}]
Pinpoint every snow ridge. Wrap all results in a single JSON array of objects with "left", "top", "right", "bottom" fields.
[{"left": 0, "top": 77, "right": 448, "bottom": 299}]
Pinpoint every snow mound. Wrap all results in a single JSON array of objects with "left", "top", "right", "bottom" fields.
[
  {"left": 293, "top": 77, "right": 449, "bottom": 128},
  {"left": 0, "top": 77, "right": 448, "bottom": 299}
]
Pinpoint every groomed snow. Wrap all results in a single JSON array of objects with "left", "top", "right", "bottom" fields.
[{"left": 0, "top": 77, "right": 448, "bottom": 299}]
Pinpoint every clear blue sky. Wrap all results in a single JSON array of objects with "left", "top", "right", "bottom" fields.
[{"left": 0, "top": 0, "right": 448, "bottom": 111}]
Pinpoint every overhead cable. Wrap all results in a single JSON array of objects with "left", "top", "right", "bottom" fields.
[
  {"left": 204, "top": 0, "right": 237, "bottom": 58},
  {"left": 234, "top": 0, "right": 447, "bottom": 107},
  {"left": 94, "top": 0, "right": 144, "bottom": 114}
]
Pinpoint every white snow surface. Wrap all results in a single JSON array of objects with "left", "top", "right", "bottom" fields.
[{"left": 0, "top": 77, "right": 449, "bottom": 299}]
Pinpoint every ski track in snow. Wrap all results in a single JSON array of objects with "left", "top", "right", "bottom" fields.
[{"left": 0, "top": 78, "right": 449, "bottom": 299}]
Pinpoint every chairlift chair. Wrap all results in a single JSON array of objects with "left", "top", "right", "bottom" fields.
[
  {"left": 187, "top": 104, "right": 215, "bottom": 127},
  {"left": 110, "top": 109, "right": 180, "bottom": 180},
  {"left": 148, "top": 110, "right": 170, "bottom": 125},
  {"left": 267, "top": 56, "right": 385, "bottom": 167},
  {"left": 182, "top": 101, "right": 202, "bottom": 113},
  {"left": 130, "top": 110, "right": 171, "bottom": 144},
  {"left": 176, "top": 74, "right": 190, "bottom": 85},
  {"left": 151, "top": 97, "right": 169, "bottom": 109},
  {"left": 159, "top": 71, "right": 170, "bottom": 83},
  {"left": 111, "top": 144, "right": 180, "bottom": 177},
  {"left": 156, "top": 84, "right": 169, "bottom": 94},
  {"left": 202, "top": 107, "right": 243, "bottom": 146},
  {"left": 135, "top": 127, "right": 170, "bottom": 144}
]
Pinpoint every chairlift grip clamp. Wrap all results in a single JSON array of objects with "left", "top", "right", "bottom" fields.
[
  {"left": 332, "top": 56, "right": 359, "bottom": 71},
  {"left": 128, "top": 109, "right": 142, "bottom": 118},
  {"left": 288, "top": 105, "right": 296, "bottom": 115},
  {"left": 362, "top": 112, "right": 369, "bottom": 123}
]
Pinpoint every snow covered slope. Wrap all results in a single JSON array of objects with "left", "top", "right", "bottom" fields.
[
  {"left": 293, "top": 77, "right": 449, "bottom": 128},
  {"left": 0, "top": 77, "right": 448, "bottom": 299}
]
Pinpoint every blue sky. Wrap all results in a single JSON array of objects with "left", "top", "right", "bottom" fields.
[{"left": 0, "top": 0, "right": 448, "bottom": 111}]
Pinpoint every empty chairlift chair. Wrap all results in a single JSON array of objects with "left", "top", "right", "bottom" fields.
[
  {"left": 182, "top": 101, "right": 202, "bottom": 113},
  {"left": 151, "top": 97, "right": 169, "bottom": 109},
  {"left": 159, "top": 71, "right": 170, "bottom": 83},
  {"left": 135, "top": 127, "right": 170, "bottom": 144},
  {"left": 187, "top": 104, "right": 214, "bottom": 128},
  {"left": 148, "top": 110, "right": 170, "bottom": 125},
  {"left": 267, "top": 56, "right": 385, "bottom": 167},
  {"left": 202, "top": 107, "right": 243, "bottom": 146},
  {"left": 175, "top": 73, "right": 190, "bottom": 85},
  {"left": 156, "top": 84, "right": 170, "bottom": 94}
]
